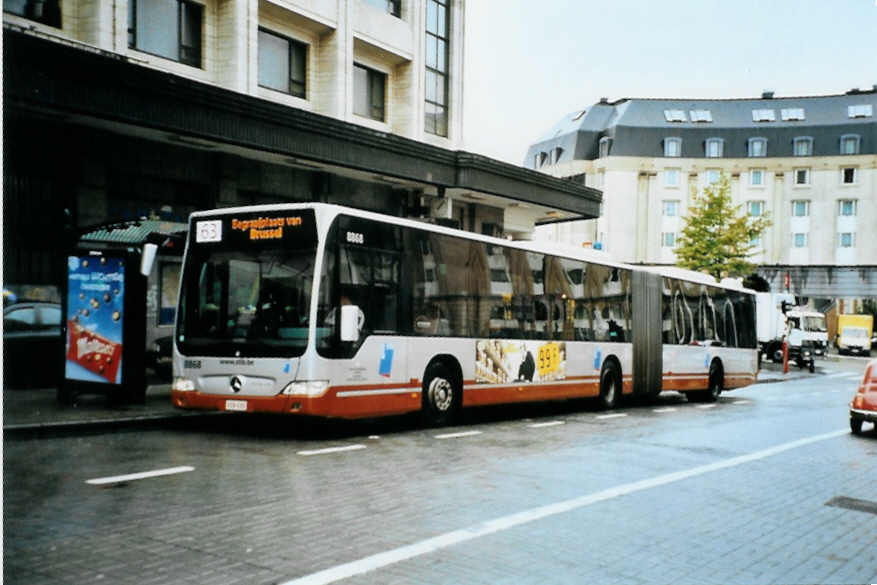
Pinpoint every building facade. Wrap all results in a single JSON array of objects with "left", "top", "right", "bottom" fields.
[
  {"left": 3, "top": 0, "right": 601, "bottom": 294},
  {"left": 526, "top": 91, "right": 877, "bottom": 298}
]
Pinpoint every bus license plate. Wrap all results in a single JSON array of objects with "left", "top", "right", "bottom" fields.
[{"left": 225, "top": 400, "right": 247, "bottom": 412}]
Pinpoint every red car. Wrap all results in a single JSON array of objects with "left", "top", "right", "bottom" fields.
[{"left": 850, "top": 358, "right": 877, "bottom": 435}]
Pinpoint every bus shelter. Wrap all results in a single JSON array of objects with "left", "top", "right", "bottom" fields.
[{"left": 59, "top": 220, "right": 186, "bottom": 404}]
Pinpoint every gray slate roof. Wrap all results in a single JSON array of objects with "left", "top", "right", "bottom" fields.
[{"left": 526, "top": 90, "right": 877, "bottom": 166}]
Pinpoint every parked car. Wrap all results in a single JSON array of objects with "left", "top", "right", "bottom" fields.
[
  {"left": 849, "top": 358, "right": 877, "bottom": 435},
  {"left": 3, "top": 301, "right": 63, "bottom": 388}
]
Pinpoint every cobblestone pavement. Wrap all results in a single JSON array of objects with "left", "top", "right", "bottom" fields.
[{"left": 4, "top": 371, "right": 876, "bottom": 585}]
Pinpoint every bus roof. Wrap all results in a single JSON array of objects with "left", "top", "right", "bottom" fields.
[{"left": 189, "top": 203, "right": 753, "bottom": 294}]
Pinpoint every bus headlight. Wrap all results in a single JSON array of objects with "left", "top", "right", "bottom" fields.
[
  {"left": 281, "top": 380, "right": 330, "bottom": 397},
  {"left": 173, "top": 377, "right": 196, "bottom": 392}
]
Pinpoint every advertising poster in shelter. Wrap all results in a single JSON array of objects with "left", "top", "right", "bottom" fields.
[{"left": 65, "top": 255, "right": 125, "bottom": 384}]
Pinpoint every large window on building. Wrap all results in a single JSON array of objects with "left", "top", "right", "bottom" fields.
[
  {"left": 425, "top": 0, "right": 449, "bottom": 137},
  {"left": 747, "top": 137, "right": 767, "bottom": 157},
  {"left": 258, "top": 29, "right": 307, "bottom": 98},
  {"left": 257, "top": 29, "right": 307, "bottom": 98},
  {"left": 4, "top": 0, "right": 60, "bottom": 26},
  {"left": 362, "top": 0, "right": 401, "bottom": 17},
  {"left": 781, "top": 108, "right": 805, "bottom": 121},
  {"left": 752, "top": 109, "right": 775, "bottom": 122},
  {"left": 749, "top": 169, "right": 764, "bottom": 186},
  {"left": 791, "top": 200, "right": 809, "bottom": 217},
  {"left": 839, "top": 232, "right": 856, "bottom": 248},
  {"left": 840, "top": 134, "right": 860, "bottom": 155},
  {"left": 793, "top": 137, "right": 813, "bottom": 156},
  {"left": 842, "top": 167, "right": 857, "bottom": 184},
  {"left": 848, "top": 104, "right": 873, "bottom": 118},
  {"left": 747, "top": 201, "right": 765, "bottom": 217},
  {"left": 129, "top": 0, "right": 203, "bottom": 68},
  {"left": 664, "top": 137, "right": 681, "bottom": 157},
  {"left": 794, "top": 168, "right": 810, "bottom": 185},
  {"left": 354, "top": 63, "right": 386, "bottom": 122},
  {"left": 838, "top": 199, "right": 858, "bottom": 216},
  {"left": 705, "top": 138, "right": 724, "bottom": 158}
]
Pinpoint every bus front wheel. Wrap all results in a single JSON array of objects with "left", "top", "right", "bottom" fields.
[{"left": 422, "top": 362, "right": 460, "bottom": 426}]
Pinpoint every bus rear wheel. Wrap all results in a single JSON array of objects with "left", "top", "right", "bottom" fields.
[
  {"left": 422, "top": 362, "right": 460, "bottom": 426},
  {"left": 690, "top": 361, "right": 723, "bottom": 403},
  {"left": 598, "top": 361, "right": 621, "bottom": 410}
]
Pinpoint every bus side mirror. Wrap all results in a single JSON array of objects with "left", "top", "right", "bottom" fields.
[
  {"left": 141, "top": 243, "right": 158, "bottom": 276},
  {"left": 340, "top": 305, "right": 361, "bottom": 342}
]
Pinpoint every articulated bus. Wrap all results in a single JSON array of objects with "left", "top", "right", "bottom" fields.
[{"left": 170, "top": 203, "right": 758, "bottom": 424}]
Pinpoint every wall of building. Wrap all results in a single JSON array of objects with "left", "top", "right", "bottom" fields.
[
  {"left": 3, "top": 0, "right": 463, "bottom": 148},
  {"left": 535, "top": 153, "right": 877, "bottom": 271}
]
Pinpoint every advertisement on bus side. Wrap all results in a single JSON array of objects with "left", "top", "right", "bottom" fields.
[{"left": 475, "top": 339, "right": 566, "bottom": 384}]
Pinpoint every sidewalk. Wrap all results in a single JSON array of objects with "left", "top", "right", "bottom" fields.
[
  {"left": 755, "top": 362, "right": 822, "bottom": 384},
  {"left": 3, "top": 380, "right": 222, "bottom": 435}
]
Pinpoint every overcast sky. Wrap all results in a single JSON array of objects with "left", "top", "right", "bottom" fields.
[{"left": 463, "top": 0, "right": 877, "bottom": 165}]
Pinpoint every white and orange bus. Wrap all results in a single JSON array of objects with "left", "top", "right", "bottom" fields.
[{"left": 169, "top": 203, "right": 758, "bottom": 424}]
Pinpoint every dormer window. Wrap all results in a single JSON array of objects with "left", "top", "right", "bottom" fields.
[
  {"left": 551, "top": 147, "right": 564, "bottom": 164},
  {"left": 781, "top": 108, "right": 806, "bottom": 121},
  {"left": 534, "top": 152, "right": 547, "bottom": 168},
  {"left": 793, "top": 137, "right": 813, "bottom": 156},
  {"left": 664, "top": 137, "right": 682, "bottom": 157},
  {"left": 748, "top": 137, "right": 767, "bottom": 157},
  {"left": 705, "top": 138, "right": 724, "bottom": 158},
  {"left": 840, "top": 134, "right": 860, "bottom": 155},
  {"left": 664, "top": 110, "right": 687, "bottom": 122},
  {"left": 599, "top": 137, "right": 612, "bottom": 158},
  {"left": 689, "top": 110, "right": 712, "bottom": 123},
  {"left": 752, "top": 109, "right": 776, "bottom": 122},
  {"left": 848, "top": 104, "right": 873, "bottom": 118}
]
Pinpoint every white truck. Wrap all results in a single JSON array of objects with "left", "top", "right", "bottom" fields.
[
  {"left": 786, "top": 309, "right": 828, "bottom": 356},
  {"left": 755, "top": 293, "right": 826, "bottom": 366}
]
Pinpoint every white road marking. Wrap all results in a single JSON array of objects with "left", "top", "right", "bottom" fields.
[
  {"left": 527, "top": 421, "right": 565, "bottom": 428},
  {"left": 297, "top": 445, "right": 367, "bottom": 456},
  {"left": 695, "top": 404, "right": 717, "bottom": 409},
  {"left": 823, "top": 372, "right": 852, "bottom": 379},
  {"left": 86, "top": 466, "right": 195, "bottom": 485},
  {"left": 732, "top": 400, "right": 752, "bottom": 405},
  {"left": 595, "top": 413, "right": 628, "bottom": 420},
  {"left": 281, "top": 429, "right": 848, "bottom": 585},
  {"left": 434, "top": 430, "right": 483, "bottom": 440},
  {"left": 652, "top": 408, "right": 677, "bottom": 413}
]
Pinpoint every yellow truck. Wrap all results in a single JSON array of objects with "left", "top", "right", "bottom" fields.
[{"left": 836, "top": 314, "right": 873, "bottom": 356}]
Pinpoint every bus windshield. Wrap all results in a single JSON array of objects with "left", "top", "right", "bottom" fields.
[{"left": 177, "top": 209, "right": 318, "bottom": 358}]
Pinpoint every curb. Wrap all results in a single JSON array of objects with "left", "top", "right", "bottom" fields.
[{"left": 3, "top": 410, "right": 230, "bottom": 438}]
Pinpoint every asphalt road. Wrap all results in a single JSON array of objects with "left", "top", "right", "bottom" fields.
[{"left": 4, "top": 367, "right": 876, "bottom": 585}]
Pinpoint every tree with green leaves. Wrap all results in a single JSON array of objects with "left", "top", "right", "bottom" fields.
[{"left": 675, "top": 173, "right": 772, "bottom": 281}]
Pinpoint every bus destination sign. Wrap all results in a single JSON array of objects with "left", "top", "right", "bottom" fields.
[
  {"left": 194, "top": 210, "right": 316, "bottom": 245},
  {"left": 231, "top": 215, "right": 303, "bottom": 240}
]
